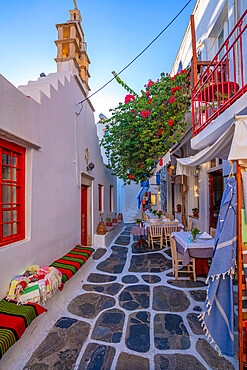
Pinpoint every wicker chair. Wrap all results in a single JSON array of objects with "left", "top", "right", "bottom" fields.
[{"left": 170, "top": 236, "right": 196, "bottom": 281}]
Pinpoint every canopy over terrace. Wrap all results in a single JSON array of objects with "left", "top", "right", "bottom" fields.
[
  {"left": 176, "top": 116, "right": 247, "bottom": 175},
  {"left": 175, "top": 115, "right": 247, "bottom": 368}
]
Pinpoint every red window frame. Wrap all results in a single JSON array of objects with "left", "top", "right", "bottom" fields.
[
  {"left": 98, "top": 185, "right": 102, "bottom": 212},
  {"left": 0, "top": 139, "right": 25, "bottom": 247}
]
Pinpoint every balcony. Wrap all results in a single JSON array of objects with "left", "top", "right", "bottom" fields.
[{"left": 192, "top": 9, "right": 247, "bottom": 136}]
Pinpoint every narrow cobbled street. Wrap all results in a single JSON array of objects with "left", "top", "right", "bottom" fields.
[{"left": 20, "top": 225, "right": 237, "bottom": 370}]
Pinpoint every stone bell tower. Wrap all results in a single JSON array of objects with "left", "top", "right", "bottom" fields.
[{"left": 55, "top": 0, "right": 90, "bottom": 93}]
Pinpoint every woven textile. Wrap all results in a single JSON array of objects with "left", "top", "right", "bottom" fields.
[
  {"left": 50, "top": 245, "right": 94, "bottom": 283},
  {"left": 242, "top": 243, "right": 247, "bottom": 320},
  {"left": 200, "top": 178, "right": 237, "bottom": 356},
  {"left": 0, "top": 299, "right": 47, "bottom": 359}
]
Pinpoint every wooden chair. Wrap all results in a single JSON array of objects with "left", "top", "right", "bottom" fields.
[
  {"left": 164, "top": 222, "right": 178, "bottom": 248},
  {"left": 170, "top": 236, "right": 196, "bottom": 281},
  {"left": 210, "top": 227, "right": 216, "bottom": 238},
  {"left": 148, "top": 222, "right": 163, "bottom": 250}
]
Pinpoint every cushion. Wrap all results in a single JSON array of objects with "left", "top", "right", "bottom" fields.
[
  {"left": 0, "top": 298, "right": 47, "bottom": 359},
  {"left": 50, "top": 245, "right": 94, "bottom": 283}
]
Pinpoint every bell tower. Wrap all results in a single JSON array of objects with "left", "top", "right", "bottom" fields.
[{"left": 55, "top": 1, "right": 90, "bottom": 93}]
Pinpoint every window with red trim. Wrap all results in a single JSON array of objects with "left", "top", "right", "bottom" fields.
[
  {"left": 0, "top": 139, "right": 25, "bottom": 246},
  {"left": 98, "top": 184, "right": 103, "bottom": 213}
]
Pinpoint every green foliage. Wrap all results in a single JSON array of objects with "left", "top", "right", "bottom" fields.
[{"left": 101, "top": 71, "right": 191, "bottom": 183}]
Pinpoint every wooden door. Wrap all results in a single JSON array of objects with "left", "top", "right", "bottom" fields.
[
  {"left": 81, "top": 185, "right": 87, "bottom": 245},
  {"left": 209, "top": 170, "right": 223, "bottom": 229}
]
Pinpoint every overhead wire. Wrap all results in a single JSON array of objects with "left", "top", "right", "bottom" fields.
[{"left": 77, "top": 0, "right": 193, "bottom": 106}]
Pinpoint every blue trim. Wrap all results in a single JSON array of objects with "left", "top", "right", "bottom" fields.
[{"left": 137, "top": 180, "right": 150, "bottom": 209}]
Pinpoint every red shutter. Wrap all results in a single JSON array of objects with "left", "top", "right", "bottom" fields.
[{"left": 0, "top": 139, "right": 25, "bottom": 247}]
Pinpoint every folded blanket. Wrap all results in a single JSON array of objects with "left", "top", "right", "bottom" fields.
[
  {"left": 17, "top": 282, "right": 41, "bottom": 305},
  {"left": 0, "top": 299, "right": 47, "bottom": 359}
]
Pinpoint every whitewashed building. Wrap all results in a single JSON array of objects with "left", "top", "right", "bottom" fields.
[
  {"left": 0, "top": 5, "right": 118, "bottom": 298},
  {"left": 160, "top": 0, "right": 247, "bottom": 232}
]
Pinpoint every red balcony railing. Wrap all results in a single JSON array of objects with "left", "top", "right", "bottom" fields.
[{"left": 192, "top": 9, "right": 247, "bottom": 136}]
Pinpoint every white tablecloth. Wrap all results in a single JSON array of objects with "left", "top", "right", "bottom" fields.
[{"left": 171, "top": 231, "right": 214, "bottom": 265}]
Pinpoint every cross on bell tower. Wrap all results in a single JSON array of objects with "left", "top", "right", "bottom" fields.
[{"left": 54, "top": 1, "right": 91, "bottom": 93}]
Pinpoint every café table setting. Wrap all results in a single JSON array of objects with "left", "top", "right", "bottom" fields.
[{"left": 171, "top": 231, "right": 215, "bottom": 275}]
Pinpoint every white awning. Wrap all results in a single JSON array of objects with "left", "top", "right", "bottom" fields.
[
  {"left": 176, "top": 117, "right": 247, "bottom": 175},
  {"left": 155, "top": 150, "right": 171, "bottom": 173}
]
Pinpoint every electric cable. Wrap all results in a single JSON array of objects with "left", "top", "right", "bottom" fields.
[{"left": 78, "top": 0, "right": 192, "bottom": 106}]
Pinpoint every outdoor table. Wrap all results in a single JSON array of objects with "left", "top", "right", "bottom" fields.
[
  {"left": 171, "top": 231, "right": 214, "bottom": 268},
  {"left": 131, "top": 226, "right": 149, "bottom": 248}
]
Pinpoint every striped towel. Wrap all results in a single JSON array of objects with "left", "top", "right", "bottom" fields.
[
  {"left": 17, "top": 282, "right": 41, "bottom": 305},
  {"left": 38, "top": 279, "right": 47, "bottom": 303},
  {"left": 7, "top": 280, "right": 20, "bottom": 301},
  {"left": 49, "top": 266, "right": 62, "bottom": 287}
]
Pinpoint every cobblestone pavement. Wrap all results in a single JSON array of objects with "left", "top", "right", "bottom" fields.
[{"left": 24, "top": 225, "right": 238, "bottom": 369}]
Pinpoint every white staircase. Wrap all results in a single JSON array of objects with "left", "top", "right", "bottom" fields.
[{"left": 124, "top": 198, "right": 142, "bottom": 223}]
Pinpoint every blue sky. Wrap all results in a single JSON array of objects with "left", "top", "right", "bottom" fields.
[{"left": 0, "top": 0, "right": 196, "bottom": 120}]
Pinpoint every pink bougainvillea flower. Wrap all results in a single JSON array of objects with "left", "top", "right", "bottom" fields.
[
  {"left": 168, "top": 120, "right": 175, "bottom": 126},
  {"left": 171, "top": 86, "right": 181, "bottom": 95},
  {"left": 147, "top": 80, "right": 154, "bottom": 87},
  {"left": 169, "top": 97, "right": 176, "bottom": 104},
  {"left": 180, "top": 69, "right": 187, "bottom": 74},
  {"left": 166, "top": 73, "right": 169, "bottom": 76},
  {"left": 148, "top": 98, "right": 152, "bottom": 104},
  {"left": 158, "top": 129, "right": 165, "bottom": 135},
  {"left": 129, "top": 174, "right": 134, "bottom": 179},
  {"left": 124, "top": 94, "right": 136, "bottom": 104},
  {"left": 141, "top": 110, "right": 150, "bottom": 118},
  {"left": 159, "top": 158, "right": 163, "bottom": 166}
]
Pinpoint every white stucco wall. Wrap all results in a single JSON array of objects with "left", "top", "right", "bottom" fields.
[
  {"left": 171, "top": 0, "right": 247, "bottom": 75},
  {"left": 0, "top": 71, "right": 117, "bottom": 298}
]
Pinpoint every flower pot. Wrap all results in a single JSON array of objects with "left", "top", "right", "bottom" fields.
[
  {"left": 112, "top": 218, "right": 117, "bottom": 223},
  {"left": 193, "top": 211, "right": 199, "bottom": 218},
  {"left": 97, "top": 221, "right": 106, "bottom": 235},
  {"left": 106, "top": 222, "right": 112, "bottom": 227},
  {"left": 118, "top": 213, "right": 123, "bottom": 221}
]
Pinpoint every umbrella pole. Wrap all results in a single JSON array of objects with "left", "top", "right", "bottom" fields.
[{"left": 236, "top": 160, "right": 243, "bottom": 369}]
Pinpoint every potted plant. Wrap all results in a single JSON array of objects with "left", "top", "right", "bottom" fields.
[
  {"left": 112, "top": 213, "right": 117, "bottom": 223},
  {"left": 190, "top": 226, "right": 200, "bottom": 242},
  {"left": 192, "top": 207, "right": 199, "bottom": 218},
  {"left": 157, "top": 211, "right": 163, "bottom": 219},
  {"left": 105, "top": 217, "right": 112, "bottom": 226},
  {"left": 136, "top": 218, "right": 143, "bottom": 227},
  {"left": 177, "top": 204, "right": 181, "bottom": 213},
  {"left": 97, "top": 211, "right": 106, "bottom": 235},
  {"left": 152, "top": 209, "right": 157, "bottom": 215}
]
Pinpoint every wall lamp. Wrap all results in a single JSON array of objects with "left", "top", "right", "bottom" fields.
[{"left": 87, "top": 162, "right": 95, "bottom": 171}]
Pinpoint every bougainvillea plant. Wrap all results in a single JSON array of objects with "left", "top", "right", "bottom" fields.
[{"left": 101, "top": 70, "right": 191, "bottom": 184}]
